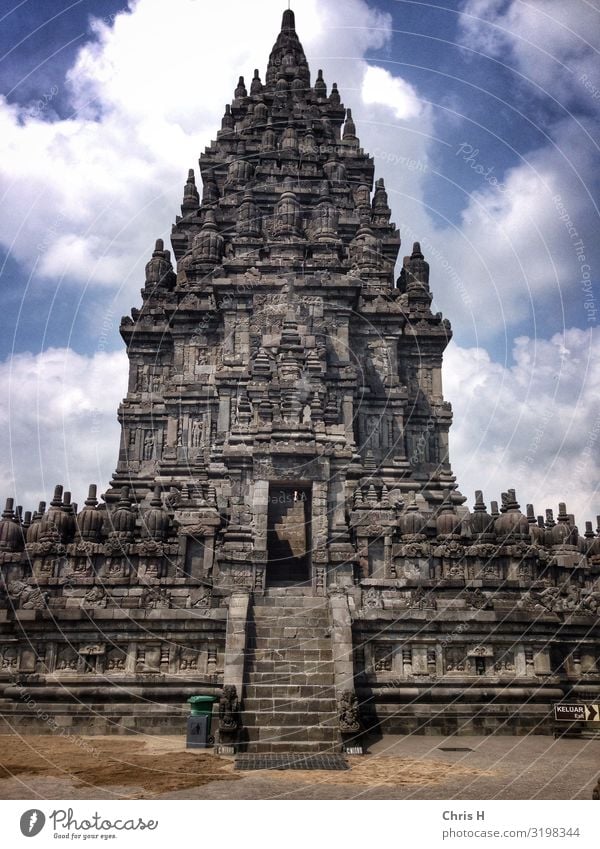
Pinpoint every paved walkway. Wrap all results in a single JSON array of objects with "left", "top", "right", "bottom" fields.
[{"left": 162, "top": 735, "right": 600, "bottom": 800}]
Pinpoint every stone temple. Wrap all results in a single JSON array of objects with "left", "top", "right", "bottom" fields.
[{"left": 1, "top": 8, "right": 599, "bottom": 752}]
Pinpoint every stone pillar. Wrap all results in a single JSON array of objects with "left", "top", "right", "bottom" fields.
[
  {"left": 252, "top": 480, "right": 269, "bottom": 555},
  {"left": 223, "top": 591, "right": 250, "bottom": 700},
  {"left": 329, "top": 592, "right": 355, "bottom": 694}
]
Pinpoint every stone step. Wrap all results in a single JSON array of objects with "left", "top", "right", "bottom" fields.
[
  {"left": 245, "top": 725, "right": 339, "bottom": 743},
  {"left": 263, "top": 587, "right": 318, "bottom": 596},
  {"left": 241, "top": 711, "right": 338, "bottom": 728},
  {"left": 250, "top": 622, "right": 330, "bottom": 633},
  {"left": 255, "top": 597, "right": 328, "bottom": 608},
  {"left": 246, "top": 672, "right": 333, "bottom": 686},
  {"left": 243, "top": 698, "right": 337, "bottom": 712},
  {"left": 250, "top": 637, "right": 332, "bottom": 651},
  {"left": 246, "top": 647, "right": 333, "bottom": 660},
  {"left": 245, "top": 661, "right": 334, "bottom": 675},
  {"left": 244, "top": 684, "right": 336, "bottom": 699},
  {"left": 244, "top": 741, "right": 341, "bottom": 754},
  {"left": 251, "top": 611, "right": 330, "bottom": 625}
]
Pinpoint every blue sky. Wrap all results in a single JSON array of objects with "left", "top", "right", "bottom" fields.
[{"left": 0, "top": 0, "right": 598, "bottom": 522}]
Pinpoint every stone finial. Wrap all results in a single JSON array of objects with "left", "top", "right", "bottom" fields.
[
  {"left": 192, "top": 210, "right": 225, "bottom": 263},
  {"left": 507, "top": 489, "right": 520, "bottom": 509},
  {"left": 584, "top": 521, "right": 595, "bottom": 539},
  {"left": 490, "top": 501, "right": 499, "bottom": 518},
  {"left": 400, "top": 242, "right": 430, "bottom": 290},
  {"left": 250, "top": 69, "right": 263, "bottom": 95},
  {"left": 315, "top": 69, "right": 327, "bottom": 98},
  {"left": 261, "top": 117, "right": 276, "bottom": 152},
  {"left": 141, "top": 485, "right": 169, "bottom": 542},
  {"left": 557, "top": 502, "right": 569, "bottom": 522},
  {"left": 77, "top": 484, "right": 103, "bottom": 541},
  {"left": 182, "top": 169, "right": 200, "bottom": 212},
  {"left": 343, "top": 108, "right": 357, "bottom": 140},
  {"left": 364, "top": 450, "right": 377, "bottom": 473},
  {"left": 85, "top": 485, "right": 98, "bottom": 507},
  {"left": 2, "top": 498, "right": 14, "bottom": 519},
  {"left": 474, "top": 490, "right": 486, "bottom": 511},
  {"left": 282, "top": 8, "right": 296, "bottom": 31},
  {"left": 281, "top": 119, "right": 298, "bottom": 153},
  {"left": 545, "top": 509, "right": 555, "bottom": 528},
  {"left": 50, "top": 485, "right": 63, "bottom": 507},
  {"left": 381, "top": 484, "right": 390, "bottom": 508},
  {"left": 201, "top": 172, "right": 219, "bottom": 206},
  {"left": 526, "top": 504, "right": 536, "bottom": 523},
  {"left": 329, "top": 82, "right": 341, "bottom": 106},
  {"left": 234, "top": 76, "right": 247, "bottom": 99},
  {"left": 221, "top": 103, "right": 234, "bottom": 132},
  {"left": 0, "top": 497, "right": 24, "bottom": 552}
]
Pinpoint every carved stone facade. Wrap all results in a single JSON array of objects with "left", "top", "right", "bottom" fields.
[{"left": 0, "top": 9, "right": 598, "bottom": 746}]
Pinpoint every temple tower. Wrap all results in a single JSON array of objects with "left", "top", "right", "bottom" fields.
[
  {"left": 1, "top": 8, "right": 598, "bottom": 750},
  {"left": 109, "top": 7, "right": 459, "bottom": 594}
]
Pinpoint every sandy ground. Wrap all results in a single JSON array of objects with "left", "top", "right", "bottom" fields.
[
  {"left": 0, "top": 733, "right": 598, "bottom": 800},
  {"left": 0, "top": 734, "right": 238, "bottom": 799}
]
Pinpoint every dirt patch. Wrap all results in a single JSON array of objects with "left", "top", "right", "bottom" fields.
[
  {"left": 258, "top": 754, "right": 494, "bottom": 788},
  {"left": 0, "top": 735, "right": 238, "bottom": 797}
]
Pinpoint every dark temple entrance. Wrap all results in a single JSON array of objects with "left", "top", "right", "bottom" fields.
[{"left": 267, "top": 484, "right": 312, "bottom": 585}]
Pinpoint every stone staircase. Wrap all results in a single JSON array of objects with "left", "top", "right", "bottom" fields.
[{"left": 241, "top": 589, "right": 341, "bottom": 753}]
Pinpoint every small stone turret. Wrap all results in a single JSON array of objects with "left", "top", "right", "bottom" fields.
[
  {"left": 470, "top": 491, "right": 495, "bottom": 537},
  {"left": 39, "top": 485, "right": 72, "bottom": 543},
  {"left": 436, "top": 491, "right": 462, "bottom": 538},
  {"left": 400, "top": 242, "right": 430, "bottom": 291},
  {"left": 234, "top": 75, "right": 247, "bottom": 99},
  {"left": 181, "top": 168, "right": 200, "bottom": 215},
  {"left": 145, "top": 239, "right": 175, "bottom": 291},
  {"left": 250, "top": 68, "right": 263, "bottom": 95},
  {"left": 76, "top": 485, "right": 104, "bottom": 542},
  {"left": 398, "top": 492, "right": 427, "bottom": 538},
  {"left": 0, "top": 498, "right": 24, "bottom": 552},
  {"left": 315, "top": 69, "right": 327, "bottom": 99},
  {"left": 106, "top": 487, "right": 136, "bottom": 540},
  {"left": 141, "top": 486, "right": 170, "bottom": 541},
  {"left": 343, "top": 108, "right": 357, "bottom": 143},
  {"left": 494, "top": 489, "right": 529, "bottom": 539},
  {"left": 26, "top": 502, "right": 46, "bottom": 544},
  {"left": 192, "top": 211, "right": 225, "bottom": 264},
  {"left": 236, "top": 189, "right": 262, "bottom": 239},
  {"left": 273, "top": 181, "right": 303, "bottom": 239}
]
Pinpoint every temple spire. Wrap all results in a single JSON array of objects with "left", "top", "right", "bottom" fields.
[{"left": 282, "top": 7, "right": 295, "bottom": 31}]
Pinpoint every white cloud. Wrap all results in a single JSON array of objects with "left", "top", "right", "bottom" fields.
[
  {"left": 425, "top": 119, "right": 600, "bottom": 338},
  {"left": 459, "top": 0, "right": 600, "bottom": 111},
  {"left": 361, "top": 66, "right": 423, "bottom": 120},
  {"left": 446, "top": 327, "right": 600, "bottom": 525},
  {"left": 0, "top": 348, "right": 127, "bottom": 510}
]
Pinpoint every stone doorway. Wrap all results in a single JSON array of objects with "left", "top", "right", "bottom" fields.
[{"left": 266, "top": 484, "right": 312, "bottom": 585}]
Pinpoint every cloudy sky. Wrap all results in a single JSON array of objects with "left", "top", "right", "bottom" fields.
[{"left": 0, "top": 0, "right": 598, "bottom": 524}]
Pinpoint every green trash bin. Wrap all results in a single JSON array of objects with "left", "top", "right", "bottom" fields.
[{"left": 188, "top": 695, "right": 217, "bottom": 735}]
